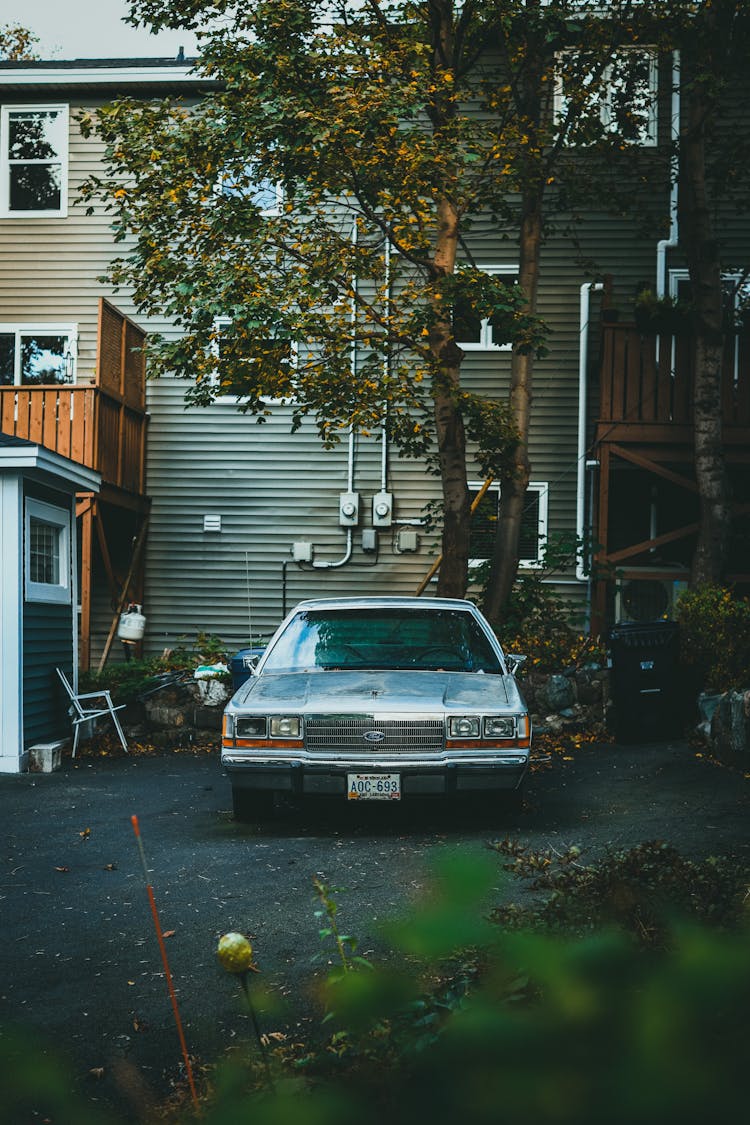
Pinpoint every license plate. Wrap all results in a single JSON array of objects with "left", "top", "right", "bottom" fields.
[{"left": 347, "top": 773, "right": 401, "bottom": 801}]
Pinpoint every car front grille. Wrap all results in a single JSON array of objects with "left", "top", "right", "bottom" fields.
[{"left": 304, "top": 716, "right": 444, "bottom": 754}]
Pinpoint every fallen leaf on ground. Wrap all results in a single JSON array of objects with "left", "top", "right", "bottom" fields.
[{"left": 162, "top": 929, "right": 176, "bottom": 939}]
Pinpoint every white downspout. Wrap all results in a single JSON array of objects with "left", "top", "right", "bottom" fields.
[
  {"left": 656, "top": 51, "right": 681, "bottom": 300},
  {"left": 576, "top": 281, "right": 604, "bottom": 584},
  {"left": 381, "top": 237, "right": 391, "bottom": 491}
]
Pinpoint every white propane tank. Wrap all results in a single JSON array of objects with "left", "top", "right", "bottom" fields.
[{"left": 117, "top": 604, "right": 146, "bottom": 643}]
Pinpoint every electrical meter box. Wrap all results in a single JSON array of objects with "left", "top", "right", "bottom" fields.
[
  {"left": 339, "top": 492, "right": 360, "bottom": 527},
  {"left": 372, "top": 491, "right": 393, "bottom": 528}
]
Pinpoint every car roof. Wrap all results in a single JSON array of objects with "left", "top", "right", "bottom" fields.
[{"left": 291, "top": 596, "right": 480, "bottom": 612}]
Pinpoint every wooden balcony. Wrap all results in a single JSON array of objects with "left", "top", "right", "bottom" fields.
[
  {"left": 596, "top": 323, "right": 750, "bottom": 448},
  {"left": 591, "top": 323, "right": 750, "bottom": 631},
  {"left": 0, "top": 298, "right": 148, "bottom": 499}
]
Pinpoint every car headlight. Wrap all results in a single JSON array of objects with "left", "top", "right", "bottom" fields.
[
  {"left": 484, "top": 716, "right": 516, "bottom": 739},
  {"left": 448, "top": 716, "right": 480, "bottom": 738},
  {"left": 236, "top": 716, "right": 267, "bottom": 738},
  {"left": 270, "top": 716, "right": 302, "bottom": 738}
]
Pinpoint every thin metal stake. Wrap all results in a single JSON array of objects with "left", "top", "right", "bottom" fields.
[{"left": 130, "top": 814, "right": 199, "bottom": 1111}]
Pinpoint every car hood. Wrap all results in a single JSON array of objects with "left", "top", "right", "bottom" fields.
[{"left": 229, "top": 669, "right": 525, "bottom": 713}]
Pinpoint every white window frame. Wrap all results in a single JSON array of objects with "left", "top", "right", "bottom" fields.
[
  {"left": 555, "top": 48, "right": 658, "bottom": 148},
  {"left": 669, "top": 269, "right": 747, "bottom": 382},
  {"left": 0, "top": 323, "right": 78, "bottom": 385},
  {"left": 216, "top": 163, "right": 283, "bottom": 218},
  {"left": 209, "top": 315, "right": 296, "bottom": 404},
  {"left": 24, "top": 497, "right": 71, "bottom": 605},
  {"left": 468, "top": 480, "right": 549, "bottom": 569},
  {"left": 0, "top": 104, "right": 69, "bottom": 218},
  {"left": 455, "top": 265, "right": 518, "bottom": 352}
]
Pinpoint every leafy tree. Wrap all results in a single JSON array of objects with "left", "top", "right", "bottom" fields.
[
  {"left": 0, "top": 22, "right": 39, "bottom": 60},
  {"left": 653, "top": 1, "right": 750, "bottom": 585},
  {"left": 83, "top": 0, "right": 655, "bottom": 605}
]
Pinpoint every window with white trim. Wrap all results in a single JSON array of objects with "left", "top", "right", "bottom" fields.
[
  {"left": 669, "top": 269, "right": 747, "bottom": 380},
  {"left": 25, "top": 498, "right": 71, "bottom": 604},
  {"left": 218, "top": 161, "right": 283, "bottom": 216},
  {"left": 555, "top": 48, "right": 658, "bottom": 147},
  {"left": 1, "top": 105, "right": 69, "bottom": 216},
  {"left": 208, "top": 315, "right": 296, "bottom": 402},
  {"left": 469, "top": 481, "right": 548, "bottom": 568},
  {"left": 0, "top": 324, "right": 77, "bottom": 385},
  {"left": 453, "top": 266, "right": 518, "bottom": 351}
]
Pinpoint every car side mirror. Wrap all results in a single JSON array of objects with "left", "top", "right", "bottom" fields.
[{"left": 506, "top": 653, "right": 527, "bottom": 676}]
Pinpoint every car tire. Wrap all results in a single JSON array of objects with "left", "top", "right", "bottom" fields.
[{"left": 232, "top": 787, "right": 274, "bottom": 822}]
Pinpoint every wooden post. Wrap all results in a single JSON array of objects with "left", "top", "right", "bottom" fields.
[
  {"left": 97, "top": 514, "right": 149, "bottom": 673},
  {"left": 77, "top": 495, "right": 95, "bottom": 671}
]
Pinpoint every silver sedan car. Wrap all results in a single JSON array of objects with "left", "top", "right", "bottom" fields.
[{"left": 222, "top": 596, "right": 531, "bottom": 818}]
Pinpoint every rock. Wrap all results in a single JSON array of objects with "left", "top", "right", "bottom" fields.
[
  {"left": 709, "top": 690, "right": 750, "bottom": 759},
  {"left": 539, "top": 674, "right": 575, "bottom": 714}
]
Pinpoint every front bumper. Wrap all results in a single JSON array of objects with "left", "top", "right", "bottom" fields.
[{"left": 221, "top": 748, "right": 529, "bottom": 796}]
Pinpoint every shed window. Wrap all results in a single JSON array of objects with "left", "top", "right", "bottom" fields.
[
  {"left": 25, "top": 498, "right": 71, "bottom": 604},
  {"left": 1, "top": 105, "right": 68, "bottom": 216}
]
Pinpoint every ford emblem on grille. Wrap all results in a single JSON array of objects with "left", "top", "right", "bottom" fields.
[{"left": 363, "top": 730, "right": 386, "bottom": 743}]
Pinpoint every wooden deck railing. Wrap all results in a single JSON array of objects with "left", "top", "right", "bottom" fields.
[
  {"left": 0, "top": 299, "right": 147, "bottom": 496},
  {"left": 598, "top": 324, "right": 750, "bottom": 430}
]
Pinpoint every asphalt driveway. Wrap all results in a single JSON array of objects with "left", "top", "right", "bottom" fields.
[{"left": 0, "top": 739, "right": 747, "bottom": 1119}]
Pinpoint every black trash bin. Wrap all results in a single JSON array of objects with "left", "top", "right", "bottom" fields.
[
  {"left": 609, "top": 621, "right": 681, "bottom": 742},
  {"left": 230, "top": 647, "right": 266, "bottom": 693}
]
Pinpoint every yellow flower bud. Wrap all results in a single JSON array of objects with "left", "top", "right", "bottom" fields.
[{"left": 217, "top": 932, "right": 254, "bottom": 973}]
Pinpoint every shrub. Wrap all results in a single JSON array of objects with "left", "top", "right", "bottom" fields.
[
  {"left": 470, "top": 533, "right": 606, "bottom": 671},
  {"left": 676, "top": 585, "right": 750, "bottom": 691}
]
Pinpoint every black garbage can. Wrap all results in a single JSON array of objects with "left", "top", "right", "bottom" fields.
[
  {"left": 230, "top": 647, "right": 266, "bottom": 693},
  {"left": 609, "top": 621, "right": 681, "bottom": 742}
]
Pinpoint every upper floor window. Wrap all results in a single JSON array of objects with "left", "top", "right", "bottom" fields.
[
  {"left": 469, "top": 481, "right": 549, "bottom": 568},
  {"left": 208, "top": 315, "right": 295, "bottom": 401},
  {"left": 0, "top": 324, "right": 77, "bottom": 385},
  {"left": 453, "top": 266, "right": 518, "bottom": 351},
  {"left": 556, "top": 49, "right": 658, "bottom": 148},
  {"left": 218, "top": 161, "right": 283, "bottom": 216},
  {"left": 0, "top": 105, "right": 69, "bottom": 217}
]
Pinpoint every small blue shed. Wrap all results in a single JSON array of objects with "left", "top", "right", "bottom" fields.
[{"left": 0, "top": 434, "right": 100, "bottom": 774}]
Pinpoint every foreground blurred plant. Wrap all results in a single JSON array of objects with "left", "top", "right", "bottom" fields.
[{"left": 4, "top": 848, "right": 749, "bottom": 1124}]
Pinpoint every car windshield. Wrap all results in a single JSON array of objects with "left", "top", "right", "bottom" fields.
[{"left": 260, "top": 608, "right": 504, "bottom": 674}]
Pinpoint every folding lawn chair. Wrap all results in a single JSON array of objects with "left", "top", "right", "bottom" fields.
[{"left": 56, "top": 668, "right": 129, "bottom": 757}]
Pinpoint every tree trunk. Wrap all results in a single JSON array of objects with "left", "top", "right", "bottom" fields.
[
  {"left": 430, "top": 193, "right": 471, "bottom": 598},
  {"left": 483, "top": 193, "right": 542, "bottom": 623},
  {"left": 681, "top": 15, "right": 731, "bottom": 585},
  {"left": 434, "top": 379, "right": 471, "bottom": 597}
]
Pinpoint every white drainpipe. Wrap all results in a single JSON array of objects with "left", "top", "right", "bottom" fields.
[
  {"left": 576, "top": 281, "right": 604, "bottom": 583},
  {"left": 656, "top": 51, "right": 681, "bottom": 299},
  {"left": 576, "top": 52, "right": 681, "bottom": 592}
]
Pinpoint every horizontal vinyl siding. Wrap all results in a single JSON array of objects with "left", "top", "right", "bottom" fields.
[
  {"left": 22, "top": 601, "right": 72, "bottom": 746},
  {"left": 141, "top": 376, "right": 443, "bottom": 651}
]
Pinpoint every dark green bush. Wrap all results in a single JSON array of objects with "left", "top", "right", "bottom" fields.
[{"left": 676, "top": 585, "right": 750, "bottom": 691}]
